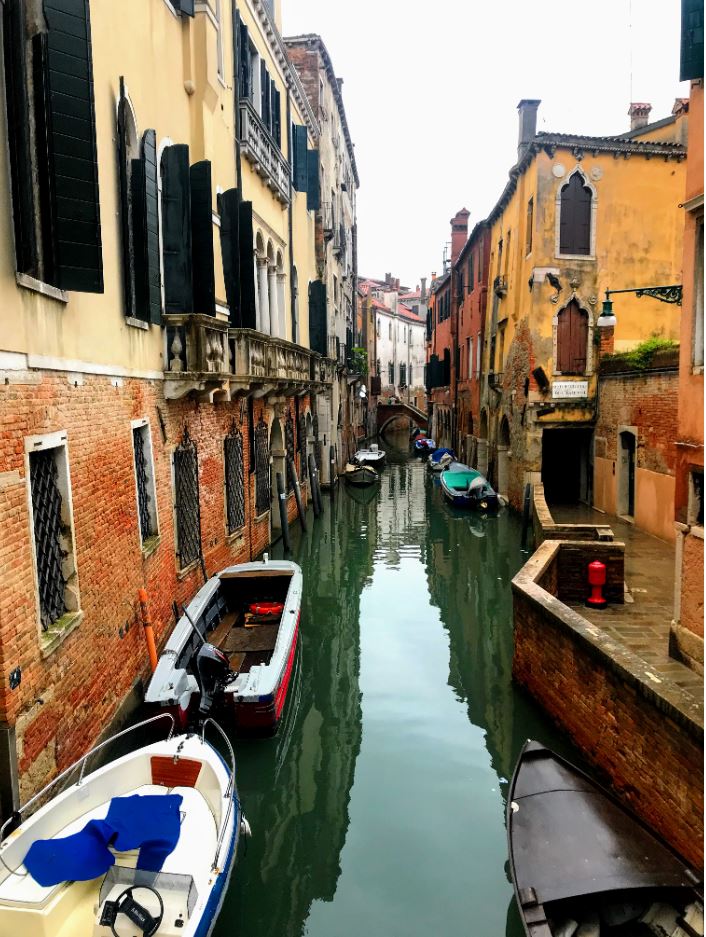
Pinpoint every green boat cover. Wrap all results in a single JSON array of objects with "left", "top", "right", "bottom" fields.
[{"left": 444, "top": 469, "right": 481, "bottom": 491}]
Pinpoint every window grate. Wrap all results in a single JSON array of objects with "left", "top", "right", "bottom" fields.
[
  {"left": 133, "top": 427, "right": 153, "bottom": 542},
  {"left": 174, "top": 429, "right": 201, "bottom": 568},
  {"left": 254, "top": 418, "right": 270, "bottom": 515},
  {"left": 30, "top": 450, "right": 67, "bottom": 630},
  {"left": 285, "top": 412, "right": 295, "bottom": 492},
  {"left": 224, "top": 422, "right": 245, "bottom": 534},
  {"left": 312, "top": 403, "right": 321, "bottom": 470},
  {"left": 298, "top": 412, "right": 306, "bottom": 458}
]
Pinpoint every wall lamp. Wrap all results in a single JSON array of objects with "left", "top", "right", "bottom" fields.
[{"left": 598, "top": 284, "right": 683, "bottom": 328}]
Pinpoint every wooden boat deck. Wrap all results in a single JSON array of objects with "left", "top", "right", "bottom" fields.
[{"left": 209, "top": 612, "right": 280, "bottom": 673}]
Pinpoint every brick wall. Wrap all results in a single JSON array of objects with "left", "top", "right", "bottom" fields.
[{"left": 0, "top": 372, "right": 310, "bottom": 799}]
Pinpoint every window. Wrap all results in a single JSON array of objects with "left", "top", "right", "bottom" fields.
[
  {"left": 132, "top": 421, "right": 159, "bottom": 546},
  {"left": 559, "top": 171, "right": 592, "bottom": 255},
  {"left": 504, "top": 231, "right": 511, "bottom": 272},
  {"left": 3, "top": 0, "right": 103, "bottom": 292},
  {"left": 254, "top": 417, "right": 270, "bottom": 516},
  {"left": 476, "top": 331, "right": 481, "bottom": 373},
  {"left": 389, "top": 322, "right": 392, "bottom": 340},
  {"left": 526, "top": 197, "right": 534, "bottom": 255},
  {"left": 400, "top": 363, "right": 407, "bottom": 387},
  {"left": 556, "top": 300, "right": 588, "bottom": 374},
  {"left": 694, "top": 219, "right": 704, "bottom": 368},
  {"left": 224, "top": 423, "right": 245, "bottom": 534},
  {"left": 467, "top": 338, "right": 472, "bottom": 378},
  {"left": 388, "top": 362, "right": 394, "bottom": 385},
  {"left": 26, "top": 432, "right": 79, "bottom": 636},
  {"left": 377, "top": 319, "right": 381, "bottom": 338},
  {"left": 689, "top": 469, "right": 704, "bottom": 527},
  {"left": 215, "top": 0, "right": 224, "bottom": 82},
  {"left": 404, "top": 327, "right": 407, "bottom": 343},
  {"left": 173, "top": 429, "right": 201, "bottom": 569}
]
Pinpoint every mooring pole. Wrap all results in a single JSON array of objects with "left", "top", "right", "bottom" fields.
[
  {"left": 308, "top": 453, "right": 322, "bottom": 517},
  {"left": 329, "top": 445, "right": 336, "bottom": 495},
  {"left": 521, "top": 483, "right": 532, "bottom": 550},
  {"left": 287, "top": 456, "right": 307, "bottom": 532},
  {"left": 276, "top": 472, "right": 291, "bottom": 553}
]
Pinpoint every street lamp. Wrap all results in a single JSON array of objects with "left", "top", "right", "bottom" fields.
[{"left": 598, "top": 285, "right": 683, "bottom": 327}]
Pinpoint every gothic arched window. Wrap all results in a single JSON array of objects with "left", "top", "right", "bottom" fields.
[{"left": 559, "top": 172, "right": 592, "bottom": 255}]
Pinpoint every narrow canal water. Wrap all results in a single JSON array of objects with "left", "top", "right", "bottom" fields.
[{"left": 216, "top": 443, "right": 574, "bottom": 937}]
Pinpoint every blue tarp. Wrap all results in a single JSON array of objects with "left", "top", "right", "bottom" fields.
[
  {"left": 430, "top": 448, "right": 455, "bottom": 463},
  {"left": 24, "top": 794, "right": 183, "bottom": 886}
]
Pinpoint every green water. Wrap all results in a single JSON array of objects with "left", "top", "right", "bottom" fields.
[{"left": 216, "top": 445, "right": 572, "bottom": 937}]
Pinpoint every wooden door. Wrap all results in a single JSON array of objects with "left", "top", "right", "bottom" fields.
[{"left": 557, "top": 301, "right": 588, "bottom": 374}]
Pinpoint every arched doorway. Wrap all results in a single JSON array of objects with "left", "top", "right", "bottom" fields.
[
  {"left": 497, "top": 416, "right": 510, "bottom": 497},
  {"left": 618, "top": 429, "right": 636, "bottom": 518},
  {"left": 270, "top": 417, "right": 286, "bottom": 530},
  {"left": 478, "top": 410, "right": 489, "bottom": 476}
]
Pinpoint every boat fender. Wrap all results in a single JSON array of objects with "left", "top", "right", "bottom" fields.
[
  {"left": 263, "top": 553, "right": 269, "bottom": 564},
  {"left": 249, "top": 601, "right": 284, "bottom": 616}
]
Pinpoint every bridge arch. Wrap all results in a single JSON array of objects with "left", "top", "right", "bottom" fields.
[{"left": 377, "top": 401, "right": 428, "bottom": 439}]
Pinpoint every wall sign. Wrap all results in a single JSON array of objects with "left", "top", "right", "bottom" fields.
[{"left": 552, "top": 380, "right": 588, "bottom": 399}]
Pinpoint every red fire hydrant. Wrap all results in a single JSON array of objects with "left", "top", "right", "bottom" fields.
[{"left": 586, "top": 560, "right": 608, "bottom": 609}]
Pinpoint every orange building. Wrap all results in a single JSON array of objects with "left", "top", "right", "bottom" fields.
[{"left": 672, "top": 0, "right": 704, "bottom": 672}]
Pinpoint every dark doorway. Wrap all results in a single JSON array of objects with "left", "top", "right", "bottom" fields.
[
  {"left": 542, "top": 428, "right": 593, "bottom": 504},
  {"left": 618, "top": 430, "right": 636, "bottom": 517}
]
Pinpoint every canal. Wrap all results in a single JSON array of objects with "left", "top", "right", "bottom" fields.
[{"left": 215, "top": 444, "right": 574, "bottom": 937}]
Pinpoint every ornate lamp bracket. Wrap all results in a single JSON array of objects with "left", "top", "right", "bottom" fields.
[{"left": 606, "top": 285, "right": 683, "bottom": 306}]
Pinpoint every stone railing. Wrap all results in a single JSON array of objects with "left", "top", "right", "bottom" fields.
[
  {"left": 164, "top": 314, "right": 231, "bottom": 400},
  {"left": 239, "top": 100, "right": 290, "bottom": 205},
  {"left": 533, "top": 482, "right": 614, "bottom": 545},
  {"left": 228, "top": 329, "right": 319, "bottom": 392}
]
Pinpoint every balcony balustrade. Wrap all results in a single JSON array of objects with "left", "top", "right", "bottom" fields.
[{"left": 238, "top": 100, "right": 290, "bottom": 205}]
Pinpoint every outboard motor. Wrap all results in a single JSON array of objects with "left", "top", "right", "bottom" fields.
[{"left": 196, "top": 643, "right": 230, "bottom": 715}]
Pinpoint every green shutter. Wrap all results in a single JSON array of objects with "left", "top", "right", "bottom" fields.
[
  {"left": 138, "top": 129, "right": 161, "bottom": 324},
  {"left": 681, "top": 0, "right": 704, "bottom": 80},
  {"left": 293, "top": 125, "right": 308, "bottom": 191},
  {"left": 238, "top": 201, "right": 257, "bottom": 329},
  {"left": 219, "top": 188, "right": 241, "bottom": 325},
  {"left": 117, "top": 82, "right": 134, "bottom": 317},
  {"left": 238, "top": 20, "right": 250, "bottom": 99},
  {"left": 306, "top": 148, "right": 320, "bottom": 212},
  {"left": 309, "top": 279, "right": 327, "bottom": 355},
  {"left": 190, "top": 160, "right": 216, "bottom": 315},
  {"left": 161, "top": 144, "right": 193, "bottom": 314}
]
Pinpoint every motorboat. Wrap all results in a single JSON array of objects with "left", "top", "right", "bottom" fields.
[
  {"left": 352, "top": 443, "right": 386, "bottom": 469},
  {"left": 508, "top": 740, "right": 703, "bottom": 937},
  {"left": 413, "top": 434, "right": 436, "bottom": 455},
  {"left": 343, "top": 462, "right": 379, "bottom": 488},
  {"left": 428, "top": 447, "right": 455, "bottom": 472},
  {"left": 439, "top": 462, "right": 499, "bottom": 511},
  {"left": 146, "top": 557, "right": 302, "bottom": 734},
  {"left": 0, "top": 714, "right": 249, "bottom": 937}
]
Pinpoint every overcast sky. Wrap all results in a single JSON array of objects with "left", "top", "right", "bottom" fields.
[{"left": 283, "top": 0, "right": 689, "bottom": 290}]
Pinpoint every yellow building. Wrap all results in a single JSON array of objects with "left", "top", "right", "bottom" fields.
[{"left": 479, "top": 100, "right": 687, "bottom": 510}]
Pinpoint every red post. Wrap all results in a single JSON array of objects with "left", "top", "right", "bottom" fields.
[{"left": 586, "top": 560, "right": 608, "bottom": 609}]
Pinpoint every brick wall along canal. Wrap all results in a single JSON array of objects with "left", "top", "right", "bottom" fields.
[{"left": 215, "top": 449, "right": 574, "bottom": 937}]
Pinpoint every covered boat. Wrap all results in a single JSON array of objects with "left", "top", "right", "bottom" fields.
[
  {"left": 413, "top": 434, "right": 436, "bottom": 455},
  {"left": 352, "top": 443, "right": 386, "bottom": 469},
  {"left": 439, "top": 462, "right": 499, "bottom": 510},
  {"left": 508, "top": 740, "right": 703, "bottom": 937},
  {"left": 428, "top": 447, "right": 456, "bottom": 472},
  {"left": 343, "top": 462, "right": 379, "bottom": 487},
  {"left": 0, "top": 715, "right": 249, "bottom": 937},
  {"left": 146, "top": 557, "right": 302, "bottom": 734}
]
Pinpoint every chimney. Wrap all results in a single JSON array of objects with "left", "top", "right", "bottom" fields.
[
  {"left": 450, "top": 208, "right": 470, "bottom": 265},
  {"left": 385, "top": 272, "right": 392, "bottom": 287},
  {"left": 420, "top": 277, "right": 427, "bottom": 302},
  {"left": 628, "top": 102, "right": 652, "bottom": 131},
  {"left": 517, "top": 99, "right": 541, "bottom": 161},
  {"left": 672, "top": 97, "right": 689, "bottom": 117}
]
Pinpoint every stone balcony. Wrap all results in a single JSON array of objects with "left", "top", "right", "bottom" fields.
[
  {"left": 238, "top": 100, "right": 290, "bottom": 205},
  {"left": 163, "top": 315, "right": 333, "bottom": 401}
]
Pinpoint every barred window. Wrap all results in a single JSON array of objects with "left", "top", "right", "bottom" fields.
[
  {"left": 174, "top": 429, "right": 201, "bottom": 569},
  {"left": 254, "top": 418, "right": 270, "bottom": 515},
  {"left": 27, "top": 434, "right": 79, "bottom": 633},
  {"left": 224, "top": 423, "right": 245, "bottom": 534},
  {"left": 132, "top": 421, "right": 158, "bottom": 545},
  {"left": 285, "top": 412, "right": 295, "bottom": 492}
]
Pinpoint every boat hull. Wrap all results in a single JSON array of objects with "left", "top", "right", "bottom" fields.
[
  {"left": 440, "top": 480, "right": 499, "bottom": 512},
  {"left": 344, "top": 467, "right": 378, "bottom": 487}
]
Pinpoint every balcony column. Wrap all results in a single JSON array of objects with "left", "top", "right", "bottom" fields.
[
  {"left": 257, "top": 258, "right": 270, "bottom": 335},
  {"left": 253, "top": 251, "right": 260, "bottom": 331},
  {"left": 277, "top": 273, "right": 287, "bottom": 340},
  {"left": 268, "top": 265, "right": 279, "bottom": 338}
]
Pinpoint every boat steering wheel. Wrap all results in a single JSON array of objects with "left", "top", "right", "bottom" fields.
[{"left": 110, "top": 885, "right": 164, "bottom": 937}]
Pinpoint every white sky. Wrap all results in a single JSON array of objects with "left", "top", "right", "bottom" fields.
[{"left": 282, "top": 0, "right": 690, "bottom": 289}]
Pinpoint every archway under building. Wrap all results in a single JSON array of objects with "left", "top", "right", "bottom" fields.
[
  {"left": 541, "top": 427, "right": 593, "bottom": 505},
  {"left": 477, "top": 410, "right": 489, "bottom": 477},
  {"left": 497, "top": 416, "right": 510, "bottom": 498},
  {"left": 270, "top": 417, "right": 286, "bottom": 530},
  {"left": 617, "top": 428, "right": 637, "bottom": 519}
]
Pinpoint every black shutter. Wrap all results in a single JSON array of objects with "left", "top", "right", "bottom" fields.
[
  {"left": 161, "top": 144, "right": 193, "bottom": 314},
  {"left": 272, "top": 86, "right": 281, "bottom": 146},
  {"left": 309, "top": 279, "right": 327, "bottom": 356},
  {"left": 42, "top": 0, "right": 103, "bottom": 292},
  {"left": 220, "top": 188, "right": 241, "bottom": 325},
  {"left": 238, "top": 201, "right": 257, "bottom": 329},
  {"left": 141, "top": 130, "right": 161, "bottom": 324},
  {"left": 292, "top": 125, "right": 308, "bottom": 191},
  {"left": 238, "top": 21, "right": 250, "bottom": 99},
  {"left": 681, "top": 0, "right": 704, "bottom": 80},
  {"left": 261, "top": 62, "right": 270, "bottom": 132},
  {"left": 190, "top": 160, "right": 215, "bottom": 315},
  {"left": 117, "top": 83, "right": 134, "bottom": 317},
  {"left": 176, "top": 0, "right": 195, "bottom": 15},
  {"left": 306, "top": 148, "right": 320, "bottom": 211}
]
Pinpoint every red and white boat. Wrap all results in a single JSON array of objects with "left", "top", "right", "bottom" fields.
[{"left": 146, "top": 557, "right": 302, "bottom": 734}]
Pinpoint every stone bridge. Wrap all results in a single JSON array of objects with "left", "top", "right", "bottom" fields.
[{"left": 377, "top": 401, "right": 428, "bottom": 438}]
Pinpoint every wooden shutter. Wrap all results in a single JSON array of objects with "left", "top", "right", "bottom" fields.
[
  {"left": 219, "top": 188, "right": 241, "bottom": 325},
  {"left": 238, "top": 201, "right": 257, "bottom": 329},
  {"left": 306, "top": 148, "right": 320, "bottom": 211},
  {"left": 42, "top": 0, "right": 103, "bottom": 292},
  {"left": 559, "top": 174, "right": 591, "bottom": 255},
  {"left": 238, "top": 21, "right": 250, "bottom": 99},
  {"left": 161, "top": 144, "right": 193, "bottom": 314},
  {"left": 293, "top": 125, "right": 308, "bottom": 191},
  {"left": 309, "top": 280, "right": 327, "bottom": 356},
  {"left": 117, "top": 83, "right": 134, "bottom": 317},
  {"left": 272, "top": 86, "right": 281, "bottom": 146},
  {"left": 177, "top": 0, "right": 195, "bottom": 15},
  {"left": 557, "top": 301, "right": 588, "bottom": 374},
  {"left": 190, "top": 161, "right": 215, "bottom": 316},
  {"left": 133, "top": 129, "right": 162, "bottom": 324},
  {"left": 261, "top": 62, "right": 270, "bottom": 132},
  {"left": 681, "top": 0, "right": 704, "bottom": 80}
]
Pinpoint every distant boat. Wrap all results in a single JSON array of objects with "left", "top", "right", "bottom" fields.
[
  {"left": 0, "top": 715, "right": 249, "bottom": 937},
  {"left": 428, "top": 447, "right": 456, "bottom": 472},
  {"left": 439, "top": 462, "right": 499, "bottom": 511},
  {"left": 146, "top": 557, "right": 302, "bottom": 735},
  {"left": 413, "top": 435, "right": 436, "bottom": 455},
  {"left": 508, "top": 740, "right": 704, "bottom": 937},
  {"left": 352, "top": 443, "right": 386, "bottom": 469},
  {"left": 343, "top": 462, "right": 379, "bottom": 488}
]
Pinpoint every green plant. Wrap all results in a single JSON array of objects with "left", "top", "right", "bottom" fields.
[
  {"left": 602, "top": 335, "right": 678, "bottom": 370},
  {"left": 350, "top": 346, "right": 368, "bottom": 376}
]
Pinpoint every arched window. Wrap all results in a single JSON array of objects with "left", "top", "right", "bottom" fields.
[
  {"left": 389, "top": 322, "right": 392, "bottom": 340},
  {"left": 559, "top": 172, "right": 592, "bottom": 255},
  {"left": 557, "top": 300, "right": 588, "bottom": 374}
]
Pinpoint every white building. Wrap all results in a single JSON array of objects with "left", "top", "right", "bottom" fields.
[{"left": 372, "top": 297, "right": 426, "bottom": 408}]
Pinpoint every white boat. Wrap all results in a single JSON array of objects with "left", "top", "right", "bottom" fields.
[
  {"left": 146, "top": 557, "right": 302, "bottom": 734},
  {"left": 0, "top": 714, "right": 249, "bottom": 937},
  {"left": 352, "top": 443, "right": 386, "bottom": 469}
]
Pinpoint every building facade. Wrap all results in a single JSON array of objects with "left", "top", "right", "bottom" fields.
[{"left": 0, "top": 0, "right": 356, "bottom": 809}]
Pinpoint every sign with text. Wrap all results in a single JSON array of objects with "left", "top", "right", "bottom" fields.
[{"left": 552, "top": 380, "right": 588, "bottom": 399}]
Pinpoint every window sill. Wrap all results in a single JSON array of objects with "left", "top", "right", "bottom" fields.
[
  {"left": 555, "top": 253, "right": 595, "bottom": 262},
  {"left": 141, "top": 535, "right": 161, "bottom": 560},
  {"left": 690, "top": 525, "right": 705, "bottom": 541},
  {"left": 126, "top": 317, "right": 150, "bottom": 331},
  {"left": 17, "top": 273, "right": 69, "bottom": 304},
  {"left": 226, "top": 527, "right": 246, "bottom": 545},
  {"left": 40, "top": 611, "right": 84, "bottom": 659},
  {"left": 254, "top": 510, "right": 270, "bottom": 523},
  {"left": 176, "top": 559, "right": 201, "bottom": 581},
  {"left": 692, "top": 365, "right": 704, "bottom": 376}
]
